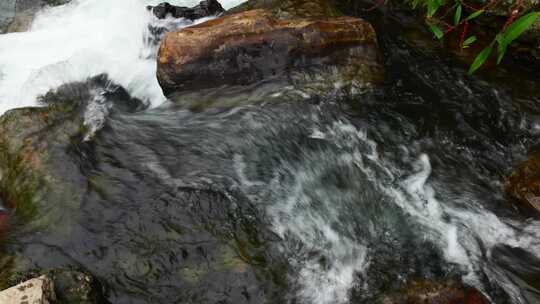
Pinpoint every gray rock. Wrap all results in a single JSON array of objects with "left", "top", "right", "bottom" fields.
[
  {"left": 0, "top": 0, "right": 71, "bottom": 34},
  {"left": 148, "top": 0, "right": 225, "bottom": 20},
  {"left": 0, "top": 0, "right": 16, "bottom": 34},
  {"left": 0, "top": 275, "right": 56, "bottom": 304}
]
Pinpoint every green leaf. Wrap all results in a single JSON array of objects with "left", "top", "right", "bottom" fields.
[
  {"left": 496, "top": 43, "right": 507, "bottom": 64},
  {"left": 494, "top": 12, "right": 539, "bottom": 64},
  {"left": 500, "top": 12, "right": 540, "bottom": 47},
  {"left": 463, "top": 35, "right": 477, "bottom": 46},
  {"left": 466, "top": 9, "right": 484, "bottom": 21},
  {"left": 427, "top": 0, "right": 442, "bottom": 17},
  {"left": 454, "top": 5, "right": 462, "bottom": 26},
  {"left": 429, "top": 24, "right": 445, "bottom": 39},
  {"left": 468, "top": 44, "right": 493, "bottom": 74}
]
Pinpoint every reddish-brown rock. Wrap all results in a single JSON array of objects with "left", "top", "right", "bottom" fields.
[
  {"left": 382, "top": 280, "right": 489, "bottom": 304},
  {"left": 157, "top": 9, "right": 383, "bottom": 97},
  {"left": 506, "top": 152, "right": 540, "bottom": 214}
]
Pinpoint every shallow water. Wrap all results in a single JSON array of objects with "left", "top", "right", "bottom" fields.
[{"left": 1, "top": 1, "right": 540, "bottom": 304}]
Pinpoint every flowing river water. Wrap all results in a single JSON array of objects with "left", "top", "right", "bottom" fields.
[{"left": 1, "top": 0, "right": 540, "bottom": 303}]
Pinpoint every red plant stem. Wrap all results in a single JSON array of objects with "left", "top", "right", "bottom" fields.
[
  {"left": 502, "top": 0, "right": 523, "bottom": 31},
  {"left": 460, "top": 21, "right": 469, "bottom": 47},
  {"left": 439, "top": 19, "right": 454, "bottom": 29},
  {"left": 461, "top": 0, "right": 499, "bottom": 13},
  {"left": 364, "top": 0, "right": 386, "bottom": 12}
]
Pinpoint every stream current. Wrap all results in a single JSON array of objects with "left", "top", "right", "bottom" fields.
[{"left": 1, "top": 0, "right": 540, "bottom": 303}]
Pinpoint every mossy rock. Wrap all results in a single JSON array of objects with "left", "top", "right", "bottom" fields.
[{"left": 0, "top": 75, "right": 143, "bottom": 225}]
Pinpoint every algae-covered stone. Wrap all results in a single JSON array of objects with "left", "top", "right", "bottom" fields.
[{"left": 0, "top": 75, "right": 144, "bottom": 224}]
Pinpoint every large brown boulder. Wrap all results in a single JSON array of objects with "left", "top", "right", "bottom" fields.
[
  {"left": 156, "top": 9, "right": 383, "bottom": 103},
  {"left": 506, "top": 152, "right": 540, "bottom": 215}
]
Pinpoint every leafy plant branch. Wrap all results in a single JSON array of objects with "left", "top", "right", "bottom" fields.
[{"left": 407, "top": 0, "right": 539, "bottom": 73}]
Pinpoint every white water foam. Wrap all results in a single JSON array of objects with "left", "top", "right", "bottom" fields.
[
  {"left": 0, "top": 0, "right": 245, "bottom": 115},
  {"left": 235, "top": 120, "right": 540, "bottom": 304}
]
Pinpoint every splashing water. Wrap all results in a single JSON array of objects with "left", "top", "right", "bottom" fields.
[
  {"left": 235, "top": 118, "right": 540, "bottom": 304},
  {"left": 0, "top": 0, "right": 244, "bottom": 115},
  {"left": 2, "top": 1, "right": 540, "bottom": 303}
]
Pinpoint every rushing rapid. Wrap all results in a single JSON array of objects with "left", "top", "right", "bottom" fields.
[
  {"left": 1, "top": 1, "right": 540, "bottom": 304},
  {"left": 0, "top": 0, "right": 243, "bottom": 115}
]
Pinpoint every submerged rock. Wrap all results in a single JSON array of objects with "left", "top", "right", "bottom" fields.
[
  {"left": 505, "top": 152, "right": 540, "bottom": 215},
  {"left": 49, "top": 269, "right": 104, "bottom": 304},
  {"left": 382, "top": 279, "right": 489, "bottom": 304},
  {"left": 147, "top": 0, "right": 224, "bottom": 20},
  {"left": 157, "top": 9, "right": 383, "bottom": 105},
  {"left": 0, "top": 75, "right": 285, "bottom": 303},
  {"left": 0, "top": 75, "right": 144, "bottom": 221}
]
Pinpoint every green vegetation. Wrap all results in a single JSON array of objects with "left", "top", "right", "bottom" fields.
[{"left": 411, "top": 0, "right": 539, "bottom": 73}]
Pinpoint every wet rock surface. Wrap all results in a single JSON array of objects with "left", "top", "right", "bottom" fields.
[
  {"left": 147, "top": 0, "right": 225, "bottom": 20},
  {"left": 381, "top": 280, "right": 489, "bottom": 304},
  {"left": 0, "top": 75, "right": 144, "bottom": 223},
  {"left": 1, "top": 0, "right": 540, "bottom": 303},
  {"left": 157, "top": 9, "right": 383, "bottom": 105},
  {"left": 0, "top": 75, "right": 286, "bottom": 303},
  {"left": 471, "top": 0, "right": 539, "bottom": 17},
  {"left": 506, "top": 152, "right": 540, "bottom": 215}
]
